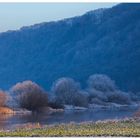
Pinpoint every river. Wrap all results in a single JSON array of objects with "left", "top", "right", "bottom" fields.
[{"left": 0, "top": 108, "right": 138, "bottom": 130}]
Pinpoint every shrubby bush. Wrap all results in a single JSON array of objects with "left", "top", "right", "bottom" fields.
[
  {"left": 10, "top": 81, "right": 48, "bottom": 111},
  {"left": 0, "top": 90, "right": 7, "bottom": 107}
]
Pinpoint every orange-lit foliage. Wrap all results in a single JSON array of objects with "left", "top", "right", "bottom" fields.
[{"left": 0, "top": 91, "right": 7, "bottom": 107}]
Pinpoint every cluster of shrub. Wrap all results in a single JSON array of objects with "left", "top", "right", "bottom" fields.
[{"left": 0, "top": 74, "right": 139, "bottom": 112}]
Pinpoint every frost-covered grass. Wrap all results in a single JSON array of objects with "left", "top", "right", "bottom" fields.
[{"left": 0, "top": 119, "right": 140, "bottom": 137}]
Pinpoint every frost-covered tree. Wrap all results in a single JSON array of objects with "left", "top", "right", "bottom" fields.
[
  {"left": 107, "top": 90, "right": 131, "bottom": 104},
  {"left": 87, "top": 74, "right": 116, "bottom": 102},
  {"left": 72, "top": 90, "right": 89, "bottom": 107},
  {"left": 87, "top": 74, "right": 132, "bottom": 104},
  {"left": 87, "top": 88, "right": 108, "bottom": 102},
  {"left": 51, "top": 77, "right": 80, "bottom": 105},
  {"left": 10, "top": 81, "right": 48, "bottom": 111},
  {"left": 87, "top": 74, "right": 116, "bottom": 92}
]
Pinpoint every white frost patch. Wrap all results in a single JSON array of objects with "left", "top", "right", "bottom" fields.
[
  {"left": 64, "top": 105, "right": 88, "bottom": 110},
  {"left": 89, "top": 102, "right": 140, "bottom": 111}
]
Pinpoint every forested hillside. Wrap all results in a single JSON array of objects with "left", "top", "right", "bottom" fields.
[{"left": 0, "top": 3, "right": 140, "bottom": 92}]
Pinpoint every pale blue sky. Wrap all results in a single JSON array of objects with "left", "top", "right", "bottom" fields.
[{"left": 0, "top": 3, "right": 117, "bottom": 32}]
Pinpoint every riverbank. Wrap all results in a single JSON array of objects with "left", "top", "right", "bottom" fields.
[
  {"left": 0, "top": 118, "right": 140, "bottom": 137},
  {"left": 0, "top": 102, "right": 139, "bottom": 115},
  {"left": 0, "top": 107, "right": 14, "bottom": 114}
]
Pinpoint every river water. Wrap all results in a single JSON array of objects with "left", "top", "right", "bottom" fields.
[{"left": 0, "top": 108, "right": 138, "bottom": 130}]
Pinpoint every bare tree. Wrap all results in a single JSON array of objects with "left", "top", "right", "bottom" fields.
[{"left": 10, "top": 81, "right": 48, "bottom": 111}]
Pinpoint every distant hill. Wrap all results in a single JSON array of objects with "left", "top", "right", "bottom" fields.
[{"left": 0, "top": 3, "right": 140, "bottom": 92}]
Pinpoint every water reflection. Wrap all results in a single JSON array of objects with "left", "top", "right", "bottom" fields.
[
  {"left": 0, "top": 114, "right": 14, "bottom": 129},
  {"left": 0, "top": 109, "right": 138, "bottom": 130}
]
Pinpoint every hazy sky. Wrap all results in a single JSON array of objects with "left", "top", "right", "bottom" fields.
[{"left": 0, "top": 3, "right": 117, "bottom": 32}]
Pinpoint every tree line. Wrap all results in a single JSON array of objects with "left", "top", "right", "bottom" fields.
[{"left": 0, "top": 74, "right": 138, "bottom": 112}]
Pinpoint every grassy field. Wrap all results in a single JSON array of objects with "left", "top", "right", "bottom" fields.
[{"left": 0, "top": 119, "right": 140, "bottom": 137}]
